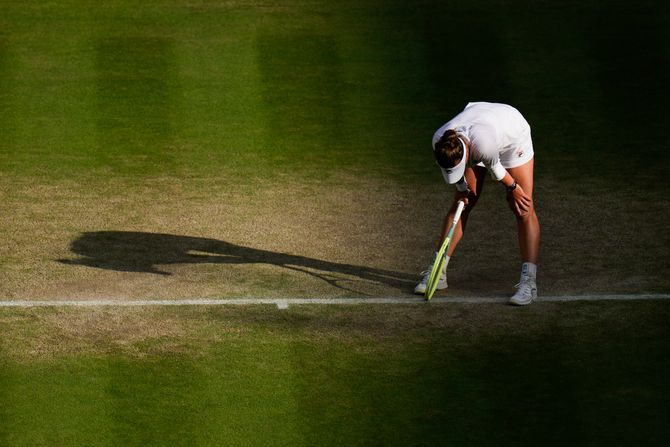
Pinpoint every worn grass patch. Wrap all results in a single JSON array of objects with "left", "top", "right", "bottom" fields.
[{"left": 2, "top": 172, "right": 669, "bottom": 300}]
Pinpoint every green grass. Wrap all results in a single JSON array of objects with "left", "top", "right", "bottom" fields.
[
  {"left": 1, "top": 0, "right": 670, "bottom": 445},
  {"left": 1, "top": 302, "right": 670, "bottom": 446},
  {"left": 2, "top": 0, "right": 668, "bottom": 184}
]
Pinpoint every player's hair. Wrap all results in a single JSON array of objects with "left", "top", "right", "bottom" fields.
[{"left": 434, "top": 130, "right": 466, "bottom": 169}]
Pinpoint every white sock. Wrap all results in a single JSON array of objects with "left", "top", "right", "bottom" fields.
[
  {"left": 432, "top": 253, "right": 450, "bottom": 275},
  {"left": 521, "top": 262, "right": 537, "bottom": 280}
]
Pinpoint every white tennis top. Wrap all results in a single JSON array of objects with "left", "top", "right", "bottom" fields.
[{"left": 432, "top": 102, "right": 532, "bottom": 181}]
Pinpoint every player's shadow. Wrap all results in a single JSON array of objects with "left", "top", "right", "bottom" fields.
[{"left": 58, "top": 231, "right": 415, "bottom": 293}]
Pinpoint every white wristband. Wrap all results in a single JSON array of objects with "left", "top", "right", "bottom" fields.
[
  {"left": 489, "top": 161, "right": 506, "bottom": 181},
  {"left": 455, "top": 178, "right": 468, "bottom": 192}
]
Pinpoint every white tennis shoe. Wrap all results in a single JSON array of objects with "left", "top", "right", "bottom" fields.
[
  {"left": 414, "top": 254, "right": 447, "bottom": 295},
  {"left": 509, "top": 275, "right": 537, "bottom": 306}
]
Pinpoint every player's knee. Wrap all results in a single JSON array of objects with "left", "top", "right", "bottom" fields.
[{"left": 513, "top": 199, "right": 535, "bottom": 220}]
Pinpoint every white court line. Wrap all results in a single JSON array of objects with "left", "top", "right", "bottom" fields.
[{"left": 0, "top": 294, "right": 669, "bottom": 309}]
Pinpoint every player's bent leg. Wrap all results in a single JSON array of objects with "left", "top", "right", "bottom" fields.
[
  {"left": 414, "top": 167, "right": 486, "bottom": 295},
  {"left": 506, "top": 159, "right": 540, "bottom": 305},
  {"left": 444, "top": 165, "right": 487, "bottom": 257}
]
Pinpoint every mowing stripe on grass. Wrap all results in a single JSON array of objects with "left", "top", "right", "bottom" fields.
[{"left": 0, "top": 294, "right": 669, "bottom": 309}]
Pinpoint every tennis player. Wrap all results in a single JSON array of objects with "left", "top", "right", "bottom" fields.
[{"left": 414, "top": 102, "right": 540, "bottom": 305}]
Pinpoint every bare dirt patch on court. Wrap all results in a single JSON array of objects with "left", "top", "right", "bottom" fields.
[{"left": 1, "top": 172, "right": 668, "bottom": 300}]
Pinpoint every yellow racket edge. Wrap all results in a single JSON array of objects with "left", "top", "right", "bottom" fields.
[
  {"left": 424, "top": 201, "right": 465, "bottom": 301},
  {"left": 425, "top": 237, "right": 450, "bottom": 301}
]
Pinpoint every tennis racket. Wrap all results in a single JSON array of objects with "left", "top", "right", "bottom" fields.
[{"left": 425, "top": 200, "right": 465, "bottom": 301}]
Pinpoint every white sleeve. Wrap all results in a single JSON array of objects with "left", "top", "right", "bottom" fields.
[{"left": 489, "top": 160, "right": 506, "bottom": 181}]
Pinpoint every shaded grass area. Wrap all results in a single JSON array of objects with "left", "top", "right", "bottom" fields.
[{"left": 1, "top": 301, "right": 669, "bottom": 446}]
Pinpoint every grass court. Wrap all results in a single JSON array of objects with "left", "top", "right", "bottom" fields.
[{"left": 1, "top": 0, "right": 669, "bottom": 445}]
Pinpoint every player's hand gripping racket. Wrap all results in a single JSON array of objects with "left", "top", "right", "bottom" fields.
[{"left": 425, "top": 200, "right": 465, "bottom": 301}]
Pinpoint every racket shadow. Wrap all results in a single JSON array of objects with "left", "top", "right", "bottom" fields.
[{"left": 58, "top": 231, "right": 415, "bottom": 291}]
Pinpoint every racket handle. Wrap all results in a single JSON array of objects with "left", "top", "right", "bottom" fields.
[{"left": 452, "top": 200, "right": 465, "bottom": 224}]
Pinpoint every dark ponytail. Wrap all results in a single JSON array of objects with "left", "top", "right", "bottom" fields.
[{"left": 434, "top": 130, "right": 466, "bottom": 169}]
